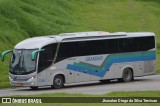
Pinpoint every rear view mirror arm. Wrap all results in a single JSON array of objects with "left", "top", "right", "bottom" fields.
[
  {"left": 1, "top": 50, "right": 13, "bottom": 61},
  {"left": 31, "top": 49, "right": 45, "bottom": 61}
]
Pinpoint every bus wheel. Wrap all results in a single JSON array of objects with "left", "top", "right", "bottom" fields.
[
  {"left": 100, "top": 79, "right": 110, "bottom": 83},
  {"left": 30, "top": 86, "right": 38, "bottom": 90},
  {"left": 51, "top": 75, "right": 64, "bottom": 89},
  {"left": 121, "top": 68, "right": 133, "bottom": 82}
]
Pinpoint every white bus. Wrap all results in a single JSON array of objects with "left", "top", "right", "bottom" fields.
[{"left": 1, "top": 31, "right": 156, "bottom": 89}]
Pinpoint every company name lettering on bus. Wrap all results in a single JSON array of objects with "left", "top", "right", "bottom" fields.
[{"left": 86, "top": 56, "right": 103, "bottom": 61}]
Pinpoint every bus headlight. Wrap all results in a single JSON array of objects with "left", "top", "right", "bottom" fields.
[
  {"left": 27, "top": 76, "right": 35, "bottom": 82},
  {"left": 9, "top": 76, "right": 13, "bottom": 81}
]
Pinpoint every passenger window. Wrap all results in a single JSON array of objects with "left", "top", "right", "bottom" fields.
[
  {"left": 118, "top": 38, "right": 128, "bottom": 52},
  {"left": 139, "top": 36, "right": 155, "bottom": 51},
  {"left": 56, "top": 42, "right": 76, "bottom": 62},
  {"left": 105, "top": 39, "right": 119, "bottom": 53}
]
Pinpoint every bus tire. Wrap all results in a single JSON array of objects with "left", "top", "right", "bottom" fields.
[
  {"left": 121, "top": 68, "right": 133, "bottom": 82},
  {"left": 51, "top": 75, "right": 64, "bottom": 89},
  {"left": 30, "top": 86, "right": 38, "bottom": 90}
]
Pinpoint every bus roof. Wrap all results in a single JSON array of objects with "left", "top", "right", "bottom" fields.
[
  {"left": 14, "top": 32, "right": 155, "bottom": 49},
  {"left": 51, "top": 31, "right": 155, "bottom": 42}
]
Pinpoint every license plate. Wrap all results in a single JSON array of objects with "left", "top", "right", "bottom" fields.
[{"left": 16, "top": 83, "right": 23, "bottom": 86}]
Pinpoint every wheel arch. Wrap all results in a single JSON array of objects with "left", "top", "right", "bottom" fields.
[
  {"left": 122, "top": 65, "right": 134, "bottom": 78},
  {"left": 52, "top": 72, "right": 66, "bottom": 83}
]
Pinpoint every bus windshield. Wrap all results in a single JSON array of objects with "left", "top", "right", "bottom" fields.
[{"left": 10, "top": 49, "right": 37, "bottom": 75}]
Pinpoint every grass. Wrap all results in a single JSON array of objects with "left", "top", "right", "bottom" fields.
[
  {"left": 0, "top": 0, "right": 160, "bottom": 88},
  {"left": 18, "top": 90, "right": 160, "bottom": 97},
  {"left": 0, "top": 91, "right": 160, "bottom": 106}
]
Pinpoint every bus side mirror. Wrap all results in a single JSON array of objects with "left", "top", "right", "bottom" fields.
[
  {"left": 31, "top": 49, "right": 45, "bottom": 61},
  {"left": 1, "top": 50, "right": 13, "bottom": 61}
]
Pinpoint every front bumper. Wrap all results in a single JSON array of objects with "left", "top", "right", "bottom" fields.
[
  {"left": 10, "top": 81, "right": 36, "bottom": 87},
  {"left": 9, "top": 72, "right": 37, "bottom": 87},
  {"left": 10, "top": 77, "right": 37, "bottom": 87}
]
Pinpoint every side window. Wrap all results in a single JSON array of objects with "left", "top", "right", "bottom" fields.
[
  {"left": 38, "top": 43, "right": 57, "bottom": 72},
  {"left": 78, "top": 41, "right": 89, "bottom": 56},
  {"left": 139, "top": 36, "right": 155, "bottom": 51},
  {"left": 118, "top": 38, "right": 140, "bottom": 52},
  {"left": 56, "top": 42, "right": 76, "bottom": 62},
  {"left": 56, "top": 40, "right": 107, "bottom": 62},
  {"left": 118, "top": 36, "right": 155, "bottom": 53},
  {"left": 118, "top": 38, "right": 128, "bottom": 52},
  {"left": 77, "top": 40, "right": 106, "bottom": 56},
  {"left": 127, "top": 38, "right": 139, "bottom": 52},
  {"left": 89, "top": 40, "right": 106, "bottom": 55},
  {"left": 105, "top": 39, "right": 119, "bottom": 53}
]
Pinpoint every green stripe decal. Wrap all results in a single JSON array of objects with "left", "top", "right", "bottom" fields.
[{"left": 66, "top": 51, "right": 156, "bottom": 77}]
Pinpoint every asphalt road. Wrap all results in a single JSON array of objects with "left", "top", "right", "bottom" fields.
[{"left": 0, "top": 75, "right": 160, "bottom": 96}]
